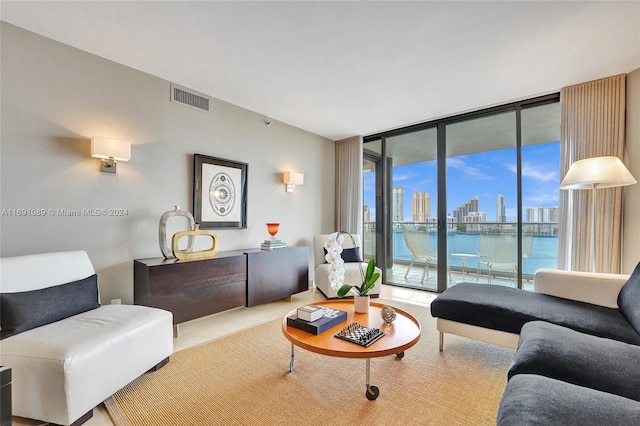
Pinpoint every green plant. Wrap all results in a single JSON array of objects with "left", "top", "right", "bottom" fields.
[{"left": 336, "top": 259, "right": 380, "bottom": 298}]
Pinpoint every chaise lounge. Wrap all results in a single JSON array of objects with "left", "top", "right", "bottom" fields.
[{"left": 430, "top": 267, "right": 636, "bottom": 350}]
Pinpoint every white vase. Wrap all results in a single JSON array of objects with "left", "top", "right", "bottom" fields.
[{"left": 354, "top": 295, "right": 370, "bottom": 314}]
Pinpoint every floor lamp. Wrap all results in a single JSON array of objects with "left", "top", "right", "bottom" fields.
[{"left": 560, "top": 156, "right": 637, "bottom": 272}]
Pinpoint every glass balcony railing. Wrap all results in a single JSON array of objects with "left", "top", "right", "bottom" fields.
[{"left": 363, "top": 221, "right": 558, "bottom": 289}]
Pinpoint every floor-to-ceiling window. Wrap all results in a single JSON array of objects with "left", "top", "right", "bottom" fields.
[
  {"left": 446, "top": 111, "right": 517, "bottom": 289},
  {"left": 363, "top": 95, "right": 560, "bottom": 292}
]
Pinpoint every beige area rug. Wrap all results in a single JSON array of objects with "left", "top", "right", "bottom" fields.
[{"left": 105, "top": 300, "right": 514, "bottom": 426}]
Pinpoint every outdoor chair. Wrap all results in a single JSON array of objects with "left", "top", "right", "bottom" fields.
[
  {"left": 402, "top": 224, "right": 437, "bottom": 283},
  {"left": 477, "top": 234, "right": 533, "bottom": 284}
]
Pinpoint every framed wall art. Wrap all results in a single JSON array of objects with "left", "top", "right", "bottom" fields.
[{"left": 193, "top": 153, "right": 248, "bottom": 229}]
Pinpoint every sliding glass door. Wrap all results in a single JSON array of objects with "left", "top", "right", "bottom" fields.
[
  {"left": 362, "top": 95, "right": 560, "bottom": 293},
  {"left": 386, "top": 128, "right": 438, "bottom": 291},
  {"left": 445, "top": 111, "right": 517, "bottom": 289}
]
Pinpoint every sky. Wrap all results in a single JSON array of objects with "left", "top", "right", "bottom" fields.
[{"left": 364, "top": 141, "right": 560, "bottom": 222}]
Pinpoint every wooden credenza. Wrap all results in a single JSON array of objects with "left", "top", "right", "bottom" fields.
[
  {"left": 246, "top": 246, "right": 309, "bottom": 307},
  {"left": 134, "top": 250, "right": 247, "bottom": 325},
  {"left": 134, "top": 246, "right": 309, "bottom": 325}
]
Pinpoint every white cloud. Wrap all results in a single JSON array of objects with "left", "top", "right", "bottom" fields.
[
  {"left": 447, "top": 156, "right": 494, "bottom": 180},
  {"left": 508, "top": 161, "right": 558, "bottom": 182},
  {"left": 525, "top": 189, "right": 559, "bottom": 206}
]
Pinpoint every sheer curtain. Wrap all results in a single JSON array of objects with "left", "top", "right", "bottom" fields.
[
  {"left": 335, "top": 136, "right": 363, "bottom": 235},
  {"left": 558, "top": 74, "right": 627, "bottom": 273}
]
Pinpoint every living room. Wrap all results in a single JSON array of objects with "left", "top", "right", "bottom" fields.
[{"left": 1, "top": 2, "right": 640, "bottom": 425}]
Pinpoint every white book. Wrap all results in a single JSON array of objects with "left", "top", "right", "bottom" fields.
[{"left": 296, "top": 305, "right": 324, "bottom": 322}]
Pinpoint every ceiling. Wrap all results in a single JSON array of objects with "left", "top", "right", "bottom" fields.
[
  {"left": 1, "top": 1, "right": 639, "bottom": 141},
  {"left": 371, "top": 101, "right": 561, "bottom": 166}
]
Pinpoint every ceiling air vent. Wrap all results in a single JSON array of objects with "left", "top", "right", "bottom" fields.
[{"left": 170, "top": 84, "right": 210, "bottom": 112}]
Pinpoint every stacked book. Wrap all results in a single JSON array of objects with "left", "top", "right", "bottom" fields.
[
  {"left": 261, "top": 239, "right": 287, "bottom": 250},
  {"left": 287, "top": 306, "right": 347, "bottom": 335}
]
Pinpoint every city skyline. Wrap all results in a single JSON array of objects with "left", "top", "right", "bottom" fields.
[{"left": 364, "top": 141, "right": 560, "bottom": 222}]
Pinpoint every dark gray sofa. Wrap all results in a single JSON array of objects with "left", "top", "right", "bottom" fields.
[
  {"left": 508, "top": 321, "right": 640, "bottom": 402},
  {"left": 431, "top": 262, "right": 640, "bottom": 425},
  {"left": 497, "top": 375, "right": 640, "bottom": 426},
  {"left": 497, "top": 321, "right": 640, "bottom": 425}
]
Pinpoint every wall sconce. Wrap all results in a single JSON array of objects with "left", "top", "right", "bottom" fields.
[
  {"left": 283, "top": 171, "right": 304, "bottom": 192},
  {"left": 91, "top": 136, "right": 131, "bottom": 173}
]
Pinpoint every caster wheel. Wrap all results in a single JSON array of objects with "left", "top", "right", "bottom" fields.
[
  {"left": 366, "top": 385, "right": 380, "bottom": 400},
  {"left": 396, "top": 351, "right": 405, "bottom": 359}
]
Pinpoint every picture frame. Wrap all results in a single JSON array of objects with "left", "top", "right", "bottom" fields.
[{"left": 193, "top": 153, "right": 248, "bottom": 229}]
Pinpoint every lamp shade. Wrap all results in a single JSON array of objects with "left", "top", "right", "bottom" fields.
[
  {"left": 560, "top": 156, "right": 636, "bottom": 190},
  {"left": 283, "top": 172, "right": 304, "bottom": 185},
  {"left": 91, "top": 136, "right": 131, "bottom": 162}
]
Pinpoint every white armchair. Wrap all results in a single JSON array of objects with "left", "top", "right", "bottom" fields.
[
  {"left": 0, "top": 251, "right": 173, "bottom": 425},
  {"left": 313, "top": 234, "right": 382, "bottom": 299}
]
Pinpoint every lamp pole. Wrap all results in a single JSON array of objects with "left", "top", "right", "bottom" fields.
[{"left": 590, "top": 185, "right": 596, "bottom": 273}]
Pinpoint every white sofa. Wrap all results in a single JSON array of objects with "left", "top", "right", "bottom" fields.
[
  {"left": 313, "top": 234, "right": 382, "bottom": 299},
  {"left": 433, "top": 268, "right": 631, "bottom": 350},
  {"left": 0, "top": 251, "right": 173, "bottom": 426}
]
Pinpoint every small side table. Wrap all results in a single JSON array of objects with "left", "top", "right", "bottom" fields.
[
  {"left": 450, "top": 253, "right": 480, "bottom": 281},
  {"left": 0, "top": 366, "right": 11, "bottom": 426}
]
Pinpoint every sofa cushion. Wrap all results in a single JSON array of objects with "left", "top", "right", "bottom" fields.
[
  {"left": 1, "top": 274, "right": 99, "bottom": 339},
  {"left": 618, "top": 262, "right": 640, "bottom": 334},
  {"left": 323, "top": 247, "right": 360, "bottom": 263},
  {"left": 430, "top": 283, "right": 640, "bottom": 345},
  {"left": 509, "top": 321, "right": 640, "bottom": 402},
  {"left": 497, "top": 374, "right": 640, "bottom": 426}
]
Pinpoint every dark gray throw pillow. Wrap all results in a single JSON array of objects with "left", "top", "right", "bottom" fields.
[
  {"left": 617, "top": 262, "right": 640, "bottom": 334},
  {"left": 323, "top": 247, "right": 361, "bottom": 263},
  {"left": 1, "top": 274, "right": 100, "bottom": 340}
]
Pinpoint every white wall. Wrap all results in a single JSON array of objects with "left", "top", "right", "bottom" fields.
[
  {"left": 623, "top": 68, "right": 640, "bottom": 274},
  {"left": 0, "top": 23, "right": 336, "bottom": 303}
]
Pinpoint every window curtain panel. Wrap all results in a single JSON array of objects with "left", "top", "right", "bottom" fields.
[
  {"left": 558, "top": 74, "right": 627, "bottom": 273},
  {"left": 335, "top": 136, "right": 363, "bottom": 235}
]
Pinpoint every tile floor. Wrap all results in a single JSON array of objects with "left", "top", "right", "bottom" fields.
[{"left": 14, "top": 284, "right": 435, "bottom": 426}]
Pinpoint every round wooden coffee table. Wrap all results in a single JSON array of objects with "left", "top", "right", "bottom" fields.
[{"left": 282, "top": 299, "right": 421, "bottom": 400}]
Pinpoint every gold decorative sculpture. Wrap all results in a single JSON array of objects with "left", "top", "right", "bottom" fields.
[{"left": 172, "top": 224, "right": 219, "bottom": 260}]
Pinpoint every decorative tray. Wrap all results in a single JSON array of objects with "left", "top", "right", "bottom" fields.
[{"left": 334, "top": 322, "right": 385, "bottom": 347}]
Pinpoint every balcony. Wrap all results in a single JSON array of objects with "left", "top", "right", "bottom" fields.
[{"left": 363, "top": 221, "right": 558, "bottom": 292}]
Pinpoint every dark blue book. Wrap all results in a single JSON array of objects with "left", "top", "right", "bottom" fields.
[{"left": 287, "top": 307, "right": 347, "bottom": 335}]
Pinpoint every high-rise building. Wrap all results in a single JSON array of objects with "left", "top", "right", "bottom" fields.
[
  {"left": 496, "top": 194, "right": 506, "bottom": 223},
  {"left": 526, "top": 206, "right": 559, "bottom": 223},
  {"left": 526, "top": 207, "right": 541, "bottom": 222},
  {"left": 453, "top": 196, "right": 479, "bottom": 223},
  {"left": 465, "top": 211, "right": 487, "bottom": 222},
  {"left": 393, "top": 186, "right": 404, "bottom": 222},
  {"left": 412, "top": 191, "right": 430, "bottom": 223},
  {"left": 363, "top": 205, "right": 371, "bottom": 223}
]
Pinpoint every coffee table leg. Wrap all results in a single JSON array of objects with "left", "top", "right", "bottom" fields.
[
  {"left": 290, "top": 343, "right": 295, "bottom": 372},
  {"left": 365, "top": 358, "right": 379, "bottom": 400}
]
